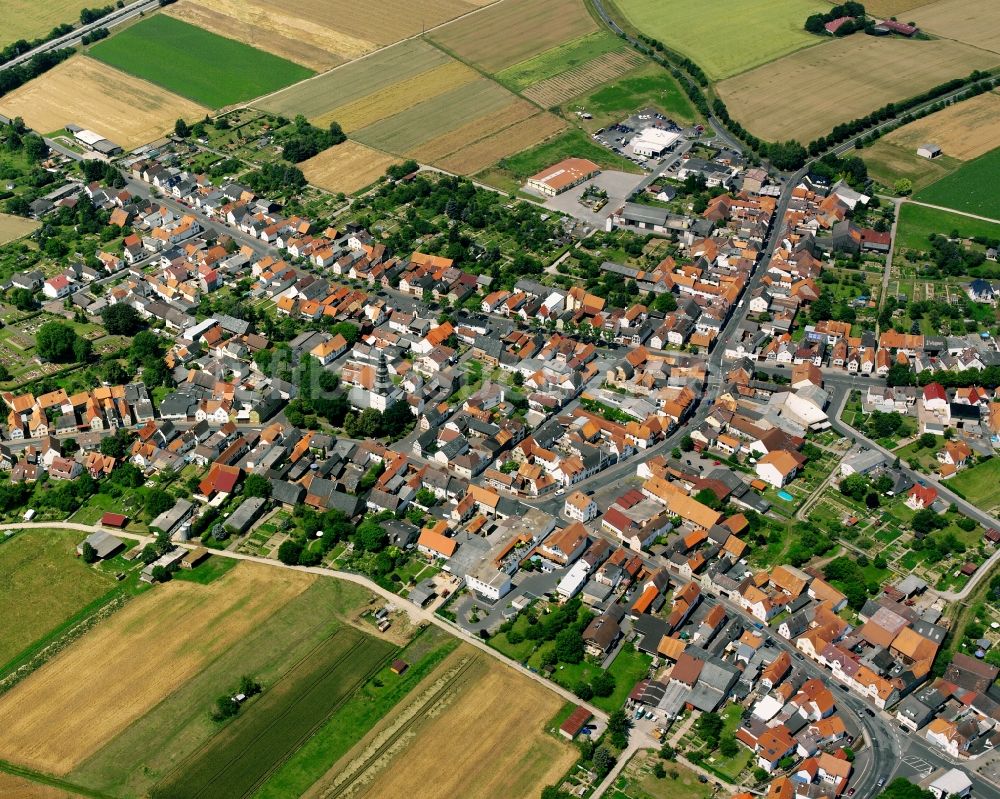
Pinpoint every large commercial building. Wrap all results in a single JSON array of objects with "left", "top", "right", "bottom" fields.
[{"left": 526, "top": 157, "right": 601, "bottom": 196}]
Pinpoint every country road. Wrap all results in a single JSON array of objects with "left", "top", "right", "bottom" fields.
[{"left": 0, "top": 521, "right": 611, "bottom": 723}]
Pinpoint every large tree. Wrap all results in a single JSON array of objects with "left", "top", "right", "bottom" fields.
[
  {"left": 101, "top": 303, "right": 145, "bottom": 335},
  {"left": 36, "top": 321, "right": 82, "bottom": 363}
]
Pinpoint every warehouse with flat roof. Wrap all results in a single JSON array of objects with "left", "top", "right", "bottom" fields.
[{"left": 526, "top": 157, "right": 601, "bottom": 196}]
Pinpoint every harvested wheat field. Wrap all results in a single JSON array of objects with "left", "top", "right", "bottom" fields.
[
  {"left": 2, "top": 0, "right": 94, "bottom": 47},
  {"left": 717, "top": 37, "right": 1000, "bottom": 143},
  {"left": 437, "top": 113, "right": 567, "bottom": 174},
  {"left": 258, "top": 39, "right": 451, "bottom": 122},
  {"left": 0, "top": 774, "right": 80, "bottom": 799},
  {"left": 0, "top": 56, "right": 206, "bottom": 149},
  {"left": 318, "top": 60, "right": 478, "bottom": 131},
  {"left": 881, "top": 90, "right": 1000, "bottom": 161},
  {"left": 411, "top": 99, "right": 537, "bottom": 162},
  {"left": 912, "top": 0, "right": 1000, "bottom": 56},
  {"left": 0, "top": 213, "right": 39, "bottom": 246},
  {"left": 523, "top": 49, "right": 647, "bottom": 107},
  {"left": 304, "top": 648, "right": 575, "bottom": 799},
  {"left": 429, "top": 0, "right": 598, "bottom": 73},
  {"left": 0, "top": 563, "right": 312, "bottom": 775},
  {"left": 301, "top": 141, "right": 401, "bottom": 194},
  {"left": 164, "top": 0, "right": 349, "bottom": 70},
  {"left": 864, "top": 0, "right": 933, "bottom": 15}
]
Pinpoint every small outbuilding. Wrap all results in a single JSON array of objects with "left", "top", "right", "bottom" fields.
[
  {"left": 559, "top": 705, "right": 593, "bottom": 740},
  {"left": 391, "top": 659, "right": 409, "bottom": 675},
  {"left": 101, "top": 512, "right": 128, "bottom": 528},
  {"left": 917, "top": 143, "right": 942, "bottom": 159},
  {"left": 181, "top": 547, "right": 210, "bottom": 569}
]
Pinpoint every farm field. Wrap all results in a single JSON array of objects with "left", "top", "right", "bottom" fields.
[
  {"left": 523, "top": 49, "right": 647, "bottom": 108},
  {"left": 258, "top": 39, "right": 451, "bottom": 122},
  {"left": 864, "top": 0, "right": 933, "bottom": 15},
  {"left": 0, "top": 529, "right": 115, "bottom": 671},
  {"left": 88, "top": 14, "right": 314, "bottom": 108},
  {"left": 497, "top": 31, "right": 627, "bottom": 90},
  {"left": 717, "top": 37, "right": 1000, "bottom": 143},
  {"left": 912, "top": 0, "right": 1000, "bottom": 57},
  {"left": 881, "top": 91, "right": 1000, "bottom": 162},
  {"left": 477, "top": 127, "right": 640, "bottom": 192},
  {"left": 68, "top": 576, "right": 372, "bottom": 797},
  {"left": 0, "top": 562, "right": 313, "bottom": 775},
  {"left": 863, "top": 139, "right": 961, "bottom": 192},
  {"left": 914, "top": 146, "right": 1000, "bottom": 218},
  {"left": 152, "top": 628, "right": 395, "bottom": 799},
  {"left": 566, "top": 62, "right": 697, "bottom": 127},
  {"left": 0, "top": 56, "right": 207, "bottom": 149},
  {"left": 411, "top": 100, "right": 539, "bottom": 162},
  {"left": 428, "top": 0, "right": 598, "bottom": 73},
  {"left": 300, "top": 141, "right": 401, "bottom": 195},
  {"left": 0, "top": 212, "right": 39, "bottom": 245},
  {"left": 0, "top": 0, "right": 93, "bottom": 48},
  {"left": 352, "top": 77, "right": 518, "bottom": 155},
  {"left": 0, "top": 774, "right": 79, "bottom": 799},
  {"left": 609, "top": 0, "right": 828, "bottom": 80},
  {"left": 308, "top": 646, "right": 576, "bottom": 799},
  {"left": 162, "top": 0, "right": 348, "bottom": 71},
  {"left": 436, "top": 113, "right": 568, "bottom": 175},
  {"left": 319, "top": 60, "right": 478, "bottom": 132},
  {"left": 948, "top": 458, "right": 1000, "bottom": 514},
  {"left": 893, "top": 202, "right": 1000, "bottom": 252}
]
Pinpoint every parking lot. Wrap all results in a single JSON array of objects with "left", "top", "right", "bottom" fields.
[
  {"left": 592, "top": 106, "right": 692, "bottom": 169},
  {"left": 538, "top": 170, "right": 647, "bottom": 227}
]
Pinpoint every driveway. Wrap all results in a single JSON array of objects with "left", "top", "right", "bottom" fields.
[{"left": 531, "top": 170, "right": 646, "bottom": 228}]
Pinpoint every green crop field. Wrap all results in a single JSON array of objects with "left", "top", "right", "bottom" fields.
[
  {"left": 89, "top": 14, "right": 314, "bottom": 108},
  {"left": 914, "top": 146, "right": 1000, "bottom": 219},
  {"left": 568, "top": 62, "right": 697, "bottom": 124},
  {"left": 497, "top": 31, "right": 626, "bottom": 90},
  {"left": 152, "top": 628, "right": 394, "bottom": 799},
  {"left": 0, "top": 529, "right": 115, "bottom": 671},
  {"left": 608, "top": 0, "right": 828, "bottom": 79},
  {"left": 894, "top": 202, "right": 1000, "bottom": 252}
]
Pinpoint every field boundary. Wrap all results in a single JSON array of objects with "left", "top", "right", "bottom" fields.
[
  {"left": 242, "top": 0, "right": 511, "bottom": 112},
  {"left": 314, "top": 654, "right": 481, "bottom": 799},
  {"left": 904, "top": 198, "right": 1000, "bottom": 226},
  {"left": 0, "top": 759, "right": 114, "bottom": 799}
]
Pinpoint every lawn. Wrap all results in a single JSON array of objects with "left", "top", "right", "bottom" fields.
[
  {"left": 948, "top": 457, "right": 1000, "bottom": 511},
  {"left": 614, "top": 752, "right": 713, "bottom": 799},
  {"left": 531, "top": 642, "right": 651, "bottom": 713},
  {"left": 608, "top": 0, "right": 828, "bottom": 79},
  {"left": 0, "top": 529, "right": 116, "bottom": 671},
  {"left": 894, "top": 202, "right": 1000, "bottom": 253},
  {"left": 497, "top": 31, "right": 627, "bottom": 90},
  {"left": 567, "top": 62, "right": 697, "bottom": 125},
  {"left": 89, "top": 14, "right": 314, "bottom": 108},
  {"left": 914, "top": 146, "right": 1000, "bottom": 219},
  {"left": 478, "top": 128, "right": 639, "bottom": 193}
]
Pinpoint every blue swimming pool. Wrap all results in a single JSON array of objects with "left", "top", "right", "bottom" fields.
[{"left": 777, "top": 490, "right": 794, "bottom": 501}]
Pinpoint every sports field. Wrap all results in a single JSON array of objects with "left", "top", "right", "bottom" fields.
[
  {"left": 0, "top": 529, "right": 114, "bottom": 671},
  {"left": 428, "top": 0, "right": 598, "bottom": 73},
  {"left": 611, "top": 0, "right": 827, "bottom": 79},
  {"left": 1, "top": 0, "right": 93, "bottom": 48},
  {"left": 912, "top": 0, "right": 1000, "bottom": 57},
  {"left": 0, "top": 563, "right": 313, "bottom": 775},
  {"left": 914, "top": 147, "right": 1000, "bottom": 218},
  {"left": 894, "top": 202, "right": 1000, "bottom": 252},
  {"left": 0, "top": 56, "right": 207, "bottom": 149},
  {"left": 717, "top": 37, "right": 999, "bottom": 143},
  {"left": 0, "top": 213, "right": 39, "bottom": 246},
  {"left": 300, "top": 141, "right": 401, "bottom": 194},
  {"left": 301, "top": 647, "right": 576, "bottom": 799},
  {"left": 89, "top": 14, "right": 314, "bottom": 108},
  {"left": 258, "top": 39, "right": 451, "bottom": 122}
]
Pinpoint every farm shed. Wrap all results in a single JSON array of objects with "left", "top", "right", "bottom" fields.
[
  {"left": 391, "top": 659, "right": 409, "bottom": 675},
  {"left": 181, "top": 547, "right": 209, "bottom": 569},
  {"left": 559, "top": 706, "right": 592, "bottom": 739},
  {"left": 917, "top": 143, "right": 942, "bottom": 159},
  {"left": 225, "top": 496, "right": 267, "bottom": 535},
  {"left": 525, "top": 157, "right": 600, "bottom": 196},
  {"left": 101, "top": 512, "right": 128, "bottom": 528},
  {"left": 77, "top": 531, "right": 124, "bottom": 560},
  {"left": 150, "top": 498, "right": 194, "bottom": 539}
]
